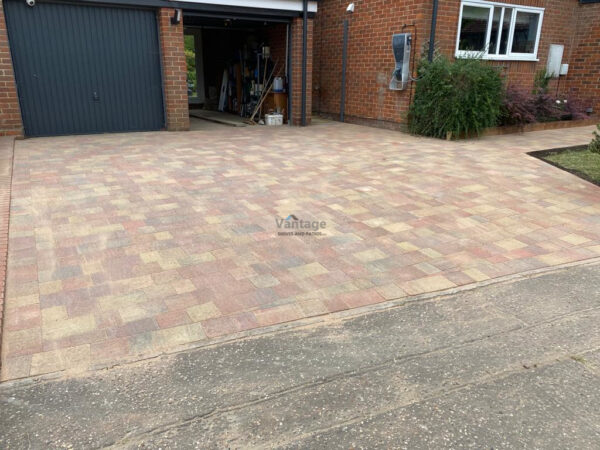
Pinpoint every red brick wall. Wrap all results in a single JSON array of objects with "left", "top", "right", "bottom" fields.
[
  {"left": 569, "top": 2, "right": 600, "bottom": 114},
  {"left": 313, "top": 0, "right": 430, "bottom": 128},
  {"left": 313, "top": 0, "right": 598, "bottom": 126},
  {"left": 158, "top": 8, "right": 189, "bottom": 132},
  {"left": 0, "top": 0, "right": 23, "bottom": 137},
  {"left": 266, "top": 23, "right": 288, "bottom": 73},
  {"left": 291, "top": 17, "right": 313, "bottom": 125}
]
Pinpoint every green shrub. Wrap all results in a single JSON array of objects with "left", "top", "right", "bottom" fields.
[
  {"left": 590, "top": 124, "right": 600, "bottom": 154},
  {"left": 533, "top": 69, "right": 551, "bottom": 94},
  {"left": 408, "top": 57, "right": 503, "bottom": 139}
]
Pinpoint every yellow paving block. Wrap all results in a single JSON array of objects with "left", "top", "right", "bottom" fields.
[
  {"left": 560, "top": 234, "right": 590, "bottom": 246},
  {"left": 289, "top": 262, "right": 329, "bottom": 279},
  {"left": 464, "top": 268, "right": 490, "bottom": 282},
  {"left": 397, "top": 241, "right": 420, "bottom": 252},
  {"left": 113, "top": 275, "right": 154, "bottom": 292},
  {"left": 496, "top": 238, "right": 527, "bottom": 251},
  {"left": 158, "top": 258, "right": 181, "bottom": 270},
  {"left": 420, "top": 248, "right": 443, "bottom": 258},
  {"left": 6, "top": 294, "right": 39, "bottom": 309},
  {"left": 205, "top": 216, "right": 221, "bottom": 224},
  {"left": 403, "top": 275, "right": 456, "bottom": 295},
  {"left": 363, "top": 217, "right": 389, "bottom": 228},
  {"left": 353, "top": 248, "right": 387, "bottom": 262},
  {"left": 152, "top": 323, "right": 206, "bottom": 350},
  {"left": 537, "top": 253, "right": 575, "bottom": 266},
  {"left": 382, "top": 222, "right": 412, "bottom": 233},
  {"left": 42, "top": 315, "right": 96, "bottom": 341},
  {"left": 187, "top": 302, "right": 221, "bottom": 322},
  {"left": 250, "top": 274, "right": 280, "bottom": 288},
  {"left": 98, "top": 291, "right": 147, "bottom": 311},
  {"left": 174, "top": 279, "right": 196, "bottom": 295},
  {"left": 39, "top": 280, "right": 63, "bottom": 296},
  {"left": 41, "top": 305, "right": 68, "bottom": 327},
  {"left": 140, "top": 251, "right": 160, "bottom": 263},
  {"left": 375, "top": 283, "right": 406, "bottom": 300},
  {"left": 30, "top": 344, "right": 91, "bottom": 376}
]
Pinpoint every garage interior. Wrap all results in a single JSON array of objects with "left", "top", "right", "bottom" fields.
[{"left": 183, "top": 13, "right": 291, "bottom": 128}]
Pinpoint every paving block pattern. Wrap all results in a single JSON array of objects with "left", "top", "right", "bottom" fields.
[
  {"left": 2, "top": 123, "right": 600, "bottom": 380},
  {"left": 0, "top": 137, "right": 14, "bottom": 361}
]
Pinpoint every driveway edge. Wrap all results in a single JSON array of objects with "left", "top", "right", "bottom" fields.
[
  {"left": 3, "top": 256, "right": 599, "bottom": 387},
  {"left": 0, "top": 136, "right": 15, "bottom": 370}
]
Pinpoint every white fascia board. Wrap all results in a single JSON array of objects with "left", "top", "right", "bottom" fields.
[{"left": 172, "top": 0, "right": 318, "bottom": 13}]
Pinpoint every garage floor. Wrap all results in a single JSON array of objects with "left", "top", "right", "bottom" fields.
[{"left": 2, "top": 123, "right": 600, "bottom": 380}]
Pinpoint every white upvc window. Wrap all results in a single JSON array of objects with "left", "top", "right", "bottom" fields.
[{"left": 455, "top": 1, "right": 544, "bottom": 61}]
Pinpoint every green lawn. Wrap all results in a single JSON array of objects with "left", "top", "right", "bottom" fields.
[{"left": 541, "top": 146, "right": 600, "bottom": 185}]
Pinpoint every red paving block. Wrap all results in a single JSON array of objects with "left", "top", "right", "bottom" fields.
[
  {"left": 336, "top": 288, "right": 385, "bottom": 309},
  {"left": 155, "top": 309, "right": 191, "bottom": 329},
  {"left": 91, "top": 337, "right": 131, "bottom": 362},
  {"left": 4, "top": 304, "right": 41, "bottom": 331}
]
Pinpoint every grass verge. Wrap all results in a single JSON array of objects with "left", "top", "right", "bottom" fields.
[{"left": 530, "top": 145, "right": 600, "bottom": 187}]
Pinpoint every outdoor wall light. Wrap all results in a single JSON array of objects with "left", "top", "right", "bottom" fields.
[{"left": 171, "top": 9, "right": 181, "bottom": 25}]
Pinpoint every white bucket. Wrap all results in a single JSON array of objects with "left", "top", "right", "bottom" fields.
[{"left": 265, "top": 113, "right": 283, "bottom": 126}]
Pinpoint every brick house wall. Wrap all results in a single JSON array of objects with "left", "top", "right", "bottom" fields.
[
  {"left": 158, "top": 8, "right": 190, "bottom": 132},
  {"left": 313, "top": 0, "right": 430, "bottom": 129},
  {"left": 265, "top": 23, "right": 288, "bottom": 73},
  {"left": 0, "top": 0, "right": 22, "bottom": 137},
  {"left": 313, "top": 0, "right": 599, "bottom": 127},
  {"left": 569, "top": 2, "right": 600, "bottom": 113},
  {"left": 291, "top": 16, "right": 313, "bottom": 125}
]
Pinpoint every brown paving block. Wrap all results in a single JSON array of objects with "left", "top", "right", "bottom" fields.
[
  {"left": 323, "top": 296, "right": 350, "bottom": 313},
  {"left": 3, "top": 328, "right": 43, "bottom": 357},
  {"left": 164, "top": 292, "right": 201, "bottom": 312},
  {"left": 374, "top": 283, "right": 407, "bottom": 300},
  {"left": 115, "top": 317, "right": 159, "bottom": 338},
  {"left": 1, "top": 355, "right": 32, "bottom": 380},
  {"left": 336, "top": 288, "right": 385, "bottom": 309},
  {"left": 255, "top": 304, "right": 304, "bottom": 327},
  {"left": 201, "top": 312, "right": 258, "bottom": 338}
]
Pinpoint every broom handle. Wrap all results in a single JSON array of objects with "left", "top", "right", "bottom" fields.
[{"left": 250, "top": 62, "right": 280, "bottom": 122}]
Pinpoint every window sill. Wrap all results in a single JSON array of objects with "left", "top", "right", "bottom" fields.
[{"left": 455, "top": 52, "right": 539, "bottom": 62}]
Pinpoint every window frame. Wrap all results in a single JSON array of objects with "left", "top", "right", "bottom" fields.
[{"left": 455, "top": 0, "right": 544, "bottom": 62}]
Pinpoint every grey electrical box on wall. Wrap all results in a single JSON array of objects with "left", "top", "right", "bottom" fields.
[{"left": 390, "top": 33, "right": 411, "bottom": 90}]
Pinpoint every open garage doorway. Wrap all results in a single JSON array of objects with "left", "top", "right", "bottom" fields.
[{"left": 183, "top": 14, "right": 291, "bottom": 129}]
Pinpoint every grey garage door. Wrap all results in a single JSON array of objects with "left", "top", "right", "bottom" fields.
[{"left": 4, "top": 0, "right": 165, "bottom": 136}]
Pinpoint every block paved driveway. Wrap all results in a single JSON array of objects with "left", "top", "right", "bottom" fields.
[{"left": 2, "top": 122, "right": 600, "bottom": 380}]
